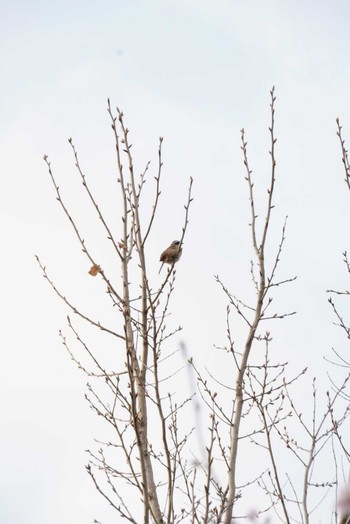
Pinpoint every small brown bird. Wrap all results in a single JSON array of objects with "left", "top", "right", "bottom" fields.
[{"left": 159, "top": 240, "right": 182, "bottom": 274}]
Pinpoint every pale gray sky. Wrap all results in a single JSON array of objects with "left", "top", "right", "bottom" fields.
[{"left": 2, "top": 1, "right": 350, "bottom": 522}]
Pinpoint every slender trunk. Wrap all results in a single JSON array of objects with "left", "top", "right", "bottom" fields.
[{"left": 224, "top": 282, "right": 264, "bottom": 524}]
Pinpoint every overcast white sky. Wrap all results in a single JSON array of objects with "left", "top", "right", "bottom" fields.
[{"left": 2, "top": 1, "right": 350, "bottom": 522}]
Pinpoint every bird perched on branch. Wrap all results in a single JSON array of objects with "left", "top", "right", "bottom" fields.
[{"left": 159, "top": 240, "right": 182, "bottom": 274}]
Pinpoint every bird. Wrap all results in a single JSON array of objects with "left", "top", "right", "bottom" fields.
[{"left": 159, "top": 240, "right": 182, "bottom": 274}]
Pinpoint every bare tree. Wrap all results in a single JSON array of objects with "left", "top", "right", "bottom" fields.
[
  {"left": 324, "top": 118, "right": 350, "bottom": 524},
  {"left": 38, "top": 91, "right": 350, "bottom": 523},
  {"left": 191, "top": 89, "right": 350, "bottom": 524}
]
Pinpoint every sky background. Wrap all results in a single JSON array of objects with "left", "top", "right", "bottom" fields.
[{"left": 2, "top": 0, "right": 350, "bottom": 522}]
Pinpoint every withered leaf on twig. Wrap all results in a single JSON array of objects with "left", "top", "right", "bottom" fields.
[{"left": 88, "top": 264, "right": 101, "bottom": 276}]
